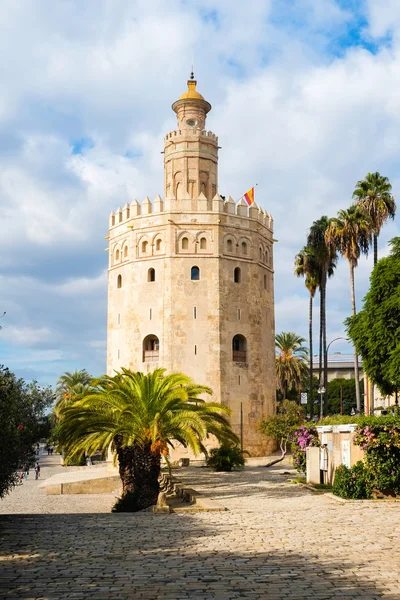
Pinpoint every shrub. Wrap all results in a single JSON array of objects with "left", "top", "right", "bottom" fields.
[
  {"left": 291, "top": 424, "right": 320, "bottom": 473},
  {"left": 206, "top": 445, "right": 246, "bottom": 472},
  {"left": 333, "top": 462, "right": 372, "bottom": 499},
  {"left": 354, "top": 419, "right": 400, "bottom": 495}
]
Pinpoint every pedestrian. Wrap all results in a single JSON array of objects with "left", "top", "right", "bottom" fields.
[
  {"left": 50, "top": 446, "right": 54, "bottom": 456},
  {"left": 47, "top": 445, "right": 50, "bottom": 455},
  {"left": 23, "top": 464, "right": 29, "bottom": 480},
  {"left": 34, "top": 462, "right": 40, "bottom": 480}
]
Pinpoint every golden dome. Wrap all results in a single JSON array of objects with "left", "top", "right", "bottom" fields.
[{"left": 179, "top": 79, "right": 205, "bottom": 101}]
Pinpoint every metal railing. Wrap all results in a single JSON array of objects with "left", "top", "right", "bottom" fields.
[
  {"left": 233, "top": 351, "right": 247, "bottom": 363},
  {"left": 143, "top": 351, "right": 159, "bottom": 362}
]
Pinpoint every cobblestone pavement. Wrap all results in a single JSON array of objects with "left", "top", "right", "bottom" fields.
[{"left": 0, "top": 454, "right": 399, "bottom": 599}]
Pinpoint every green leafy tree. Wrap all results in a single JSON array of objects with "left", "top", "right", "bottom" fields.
[
  {"left": 55, "top": 369, "right": 92, "bottom": 419},
  {"left": 346, "top": 237, "right": 400, "bottom": 398},
  {"left": 275, "top": 332, "right": 309, "bottom": 400},
  {"left": 260, "top": 400, "right": 305, "bottom": 467},
  {"left": 0, "top": 366, "right": 54, "bottom": 498},
  {"left": 353, "top": 172, "right": 396, "bottom": 266},
  {"left": 56, "top": 368, "right": 238, "bottom": 511},
  {"left": 294, "top": 246, "right": 319, "bottom": 416},
  {"left": 326, "top": 378, "right": 364, "bottom": 415},
  {"left": 307, "top": 217, "right": 337, "bottom": 413},
  {"left": 326, "top": 206, "right": 371, "bottom": 412}
]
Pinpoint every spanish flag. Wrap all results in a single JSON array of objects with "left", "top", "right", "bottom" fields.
[{"left": 244, "top": 187, "right": 255, "bottom": 206}]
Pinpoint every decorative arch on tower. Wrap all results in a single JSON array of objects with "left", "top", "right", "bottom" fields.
[
  {"left": 112, "top": 243, "right": 122, "bottom": 266},
  {"left": 223, "top": 233, "right": 238, "bottom": 255},
  {"left": 238, "top": 237, "right": 251, "bottom": 257},
  {"left": 174, "top": 171, "right": 184, "bottom": 199},
  {"left": 177, "top": 231, "right": 195, "bottom": 253},
  {"left": 152, "top": 233, "right": 164, "bottom": 255},
  {"left": 138, "top": 234, "right": 152, "bottom": 257},
  {"left": 195, "top": 230, "right": 212, "bottom": 253}
]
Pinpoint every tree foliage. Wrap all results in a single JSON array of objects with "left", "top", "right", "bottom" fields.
[
  {"left": 260, "top": 400, "right": 305, "bottom": 467},
  {"left": 56, "top": 368, "right": 238, "bottom": 511},
  {"left": 0, "top": 366, "right": 54, "bottom": 498},
  {"left": 275, "top": 332, "right": 309, "bottom": 398},
  {"left": 346, "top": 237, "right": 400, "bottom": 396},
  {"left": 54, "top": 369, "right": 92, "bottom": 419}
]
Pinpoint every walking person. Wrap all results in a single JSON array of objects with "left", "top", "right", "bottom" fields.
[
  {"left": 23, "top": 464, "right": 29, "bottom": 480},
  {"left": 34, "top": 462, "right": 40, "bottom": 480}
]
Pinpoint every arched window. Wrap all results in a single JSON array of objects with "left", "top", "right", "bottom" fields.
[
  {"left": 191, "top": 266, "right": 200, "bottom": 281},
  {"left": 148, "top": 268, "right": 155, "bottom": 282},
  {"left": 200, "top": 237, "right": 207, "bottom": 250},
  {"left": 182, "top": 237, "right": 188, "bottom": 250},
  {"left": 259, "top": 247, "right": 263, "bottom": 260},
  {"left": 234, "top": 267, "right": 241, "bottom": 283},
  {"left": 264, "top": 252, "right": 268, "bottom": 264},
  {"left": 142, "top": 240, "right": 148, "bottom": 254},
  {"left": 124, "top": 246, "right": 128, "bottom": 258},
  {"left": 117, "top": 274, "right": 122, "bottom": 289},
  {"left": 227, "top": 239, "right": 233, "bottom": 252},
  {"left": 115, "top": 249, "right": 120, "bottom": 261},
  {"left": 156, "top": 239, "right": 162, "bottom": 252},
  {"left": 264, "top": 274, "right": 268, "bottom": 290},
  {"left": 143, "top": 335, "right": 159, "bottom": 362},
  {"left": 241, "top": 241, "right": 247, "bottom": 255},
  {"left": 232, "top": 335, "right": 247, "bottom": 363}
]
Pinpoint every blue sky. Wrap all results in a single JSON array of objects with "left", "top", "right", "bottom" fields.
[{"left": 0, "top": 0, "right": 399, "bottom": 388}]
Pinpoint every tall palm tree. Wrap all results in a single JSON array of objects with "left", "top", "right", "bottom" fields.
[
  {"left": 326, "top": 206, "right": 371, "bottom": 412},
  {"left": 307, "top": 217, "right": 337, "bottom": 415},
  {"left": 56, "top": 368, "right": 238, "bottom": 511},
  {"left": 353, "top": 172, "right": 396, "bottom": 265},
  {"left": 294, "top": 246, "right": 319, "bottom": 416},
  {"left": 55, "top": 369, "right": 92, "bottom": 419},
  {"left": 275, "top": 332, "right": 309, "bottom": 400}
]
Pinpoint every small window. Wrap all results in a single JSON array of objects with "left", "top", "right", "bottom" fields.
[
  {"left": 142, "top": 240, "right": 148, "bottom": 253},
  {"left": 124, "top": 246, "right": 128, "bottom": 257},
  {"left": 195, "top": 345, "right": 197, "bottom": 355},
  {"left": 115, "top": 249, "right": 120, "bottom": 261},
  {"left": 191, "top": 266, "right": 200, "bottom": 281},
  {"left": 143, "top": 335, "right": 159, "bottom": 362},
  {"left": 241, "top": 241, "right": 247, "bottom": 255},
  {"left": 194, "top": 306, "right": 197, "bottom": 319},
  {"left": 234, "top": 267, "right": 241, "bottom": 283},
  {"left": 117, "top": 274, "right": 122, "bottom": 289},
  {"left": 149, "top": 308, "right": 152, "bottom": 320},
  {"left": 156, "top": 239, "right": 162, "bottom": 251},
  {"left": 227, "top": 239, "right": 233, "bottom": 252},
  {"left": 117, "top": 349, "right": 120, "bottom": 359},
  {"left": 118, "top": 313, "right": 120, "bottom": 325},
  {"left": 237, "top": 309, "right": 241, "bottom": 320},
  {"left": 264, "top": 274, "right": 267, "bottom": 290},
  {"left": 259, "top": 247, "right": 263, "bottom": 260},
  {"left": 182, "top": 237, "right": 188, "bottom": 250},
  {"left": 232, "top": 334, "right": 247, "bottom": 363},
  {"left": 264, "top": 252, "right": 268, "bottom": 264},
  {"left": 200, "top": 237, "right": 207, "bottom": 250},
  {"left": 148, "top": 268, "right": 155, "bottom": 282},
  {"left": 238, "top": 375, "right": 241, "bottom": 385}
]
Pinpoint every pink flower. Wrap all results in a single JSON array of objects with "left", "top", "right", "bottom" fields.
[{"left": 17, "top": 424, "right": 24, "bottom": 430}]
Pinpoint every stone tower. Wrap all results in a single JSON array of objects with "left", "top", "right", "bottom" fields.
[{"left": 107, "top": 75, "right": 275, "bottom": 455}]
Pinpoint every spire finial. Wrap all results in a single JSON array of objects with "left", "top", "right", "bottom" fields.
[{"left": 190, "top": 69, "right": 194, "bottom": 80}]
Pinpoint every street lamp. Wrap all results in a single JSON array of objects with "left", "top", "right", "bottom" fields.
[
  {"left": 318, "top": 385, "right": 326, "bottom": 419},
  {"left": 323, "top": 337, "right": 349, "bottom": 415}
]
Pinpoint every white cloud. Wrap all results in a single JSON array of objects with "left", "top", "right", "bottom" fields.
[{"left": 0, "top": 0, "right": 399, "bottom": 385}]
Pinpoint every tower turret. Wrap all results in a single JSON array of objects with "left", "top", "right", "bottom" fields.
[{"left": 164, "top": 74, "right": 218, "bottom": 202}]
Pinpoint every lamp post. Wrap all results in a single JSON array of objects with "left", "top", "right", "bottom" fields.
[{"left": 318, "top": 385, "right": 326, "bottom": 419}]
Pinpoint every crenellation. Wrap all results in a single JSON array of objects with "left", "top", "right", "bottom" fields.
[
  {"left": 197, "top": 192, "right": 208, "bottom": 212},
  {"left": 115, "top": 207, "right": 123, "bottom": 224},
  {"left": 122, "top": 202, "right": 130, "bottom": 220},
  {"left": 142, "top": 196, "right": 152, "bottom": 215},
  {"left": 130, "top": 199, "right": 140, "bottom": 217},
  {"left": 109, "top": 210, "right": 115, "bottom": 228},
  {"left": 153, "top": 194, "right": 163, "bottom": 213},
  {"left": 236, "top": 198, "right": 248, "bottom": 217},
  {"left": 212, "top": 193, "right": 224, "bottom": 213},
  {"left": 224, "top": 196, "right": 236, "bottom": 214}
]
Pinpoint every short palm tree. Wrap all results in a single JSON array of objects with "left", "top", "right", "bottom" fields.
[
  {"left": 275, "top": 332, "right": 309, "bottom": 400},
  {"left": 353, "top": 172, "right": 396, "bottom": 265},
  {"left": 326, "top": 206, "right": 371, "bottom": 412},
  {"left": 294, "top": 246, "right": 319, "bottom": 415},
  {"left": 56, "top": 368, "right": 238, "bottom": 511},
  {"left": 55, "top": 369, "right": 92, "bottom": 419},
  {"left": 307, "top": 216, "right": 337, "bottom": 413}
]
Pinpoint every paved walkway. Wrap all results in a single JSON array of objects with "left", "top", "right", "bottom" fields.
[{"left": 0, "top": 454, "right": 399, "bottom": 599}]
